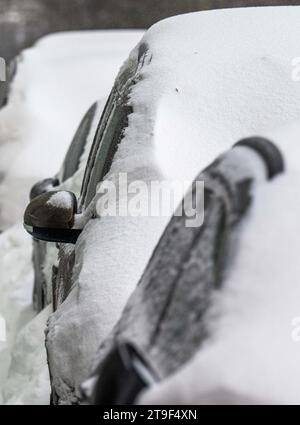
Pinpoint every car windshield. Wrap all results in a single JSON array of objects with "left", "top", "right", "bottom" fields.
[{"left": 79, "top": 44, "right": 149, "bottom": 209}]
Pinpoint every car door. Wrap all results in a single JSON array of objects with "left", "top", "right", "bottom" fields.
[{"left": 52, "top": 43, "right": 151, "bottom": 311}]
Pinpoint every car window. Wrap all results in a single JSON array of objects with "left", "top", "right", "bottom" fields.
[
  {"left": 61, "top": 102, "right": 98, "bottom": 182},
  {"left": 83, "top": 96, "right": 132, "bottom": 207},
  {"left": 80, "top": 43, "right": 151, "bottom": 209}
]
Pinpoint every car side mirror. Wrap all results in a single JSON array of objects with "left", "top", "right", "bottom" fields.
[
  {"left": 24, "top": 190, "right": 82, "bottom": 244},
  {"left": 30, "top": 177, "right": 59, "bottom": 200}
]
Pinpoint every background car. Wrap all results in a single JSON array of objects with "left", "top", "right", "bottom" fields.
[
  {"left": 0, "top": 29, "right": 143, "bottom": 231},
  {"left": 24, "top": 7, "right": 300, "bottom": 404},
  {"left": 0, "top": 29, "right": 143, "bottom": 404},
  {"left": 30, "top": 100, "right": 103, "bottom": 311}
]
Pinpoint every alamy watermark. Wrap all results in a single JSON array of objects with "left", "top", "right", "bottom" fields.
[
  {"left": 0, "top": 57, "right": 6, "bottom": 82},
  {"left": 95, "top": 173, "right": 205, "bottom": 228}
]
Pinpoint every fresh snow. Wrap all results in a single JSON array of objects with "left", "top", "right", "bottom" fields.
[
  {"left": 0, "top": 98, "right": 106, "bottom": 403},
  {"left": 3, "top": 306, "right": 51, "bottom": 405},
  {"left": 0, "top": 224, "right": 39, "bottom": 403},
  {"left": 0, "top": 30, "right": 143, "bottom": 230},
  {"left": 3, "top": 6, "right": 300, "bottom": 405},
  {"left": 139, "top": 124, "right": 300, "bottom": 405},
  {"left": 0, "top": 31, "right": 143, "bottom": 404},
  {"left": 46, "top": 6, "right": 300, "bottom": 404},
  {"left": 143, "top": 6, "right": 300, "bottom": 184},
  {"left": 46, "top": 192, "right": 74, "bottom": 209}
]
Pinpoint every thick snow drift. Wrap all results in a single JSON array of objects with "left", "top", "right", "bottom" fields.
[
  {"left": 3, "top": 306, "right": 51, "bottom": 405},
  {"left": 0, "top": 30, "right": 143, "bottom": 230},
  {"left": 46, "top": 6, "right": 300, "bottom": 404},
  {"left": 0, "top": 224, "right": 38, "bottom": 403}
]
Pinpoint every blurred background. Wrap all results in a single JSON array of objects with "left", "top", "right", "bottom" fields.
[{"left": 1, "top": 0, "right": 300, "bottom": 61}]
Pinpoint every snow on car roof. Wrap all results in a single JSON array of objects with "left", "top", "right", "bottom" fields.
[
  {"left": 10, "top": 30, "right": 144, "bottom": 178},
  {"left": 34, "top": 30, "right": 145, "bottom": 58},
  {"left": 135, "top": 8, "right": 300, "bottom": 404},
  {"left": 121, "top": 6, "right": 300, "bottom": 184}
]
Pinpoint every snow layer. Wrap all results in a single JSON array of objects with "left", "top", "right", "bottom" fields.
[
  {"left": 0, "top": 98, "right": 105, "bottom": 404},
  {"left": 0, "top": 31, "right": 142, "bottom": 404},
  {"left": 0, "top": 227, "right": 50, "bottom": 405},
  {"left": 46, "top": 179, "right": 171, "bottom": 403},
  {"left": 46, "top": 192, "right": 74, "bottom": 209},
  {"left": 139, "top": 125, "right": 300, "bottom": 405},
  {"left": 0, "top": 99, "right": 105, "bottom": 404},
  {"left": 3, "top": 306, "right": 51, "bottom": 405},
  {"left": 4, "top": 6, "right": 300, "bottom": 404},
  {"left": 143, "top": 6, "right": 300, "bottom": 183},
  {"left": 0, "top": 30, "right": 143, "bottom": 230},
  {"left": 46, "top": 6, "right": 300, "bottom": 404}
]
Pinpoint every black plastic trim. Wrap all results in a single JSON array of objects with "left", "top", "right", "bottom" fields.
[
  {"left": 24, "top": 225, "right": 81, "bottom": 244},
  {"left": 234, "top": 136, "right": 284, "bottom": 179}
]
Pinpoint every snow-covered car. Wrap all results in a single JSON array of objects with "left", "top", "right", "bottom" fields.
[
  {"left": 0, "top": 30, "right": 143, "bottom": 230},
  {"left": 24, "top": 6, "right": 300, "bottom": 404},
  {"left": 30, "top": 100, "right": 103, "bottom": 311},
  {"left": 84, "top": 137, "right": 284, "bottom": 405}
]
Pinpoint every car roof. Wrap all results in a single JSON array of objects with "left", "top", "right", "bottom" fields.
[
  {"left": 33, "top": 30, "right": 144, "bottom": 58},
  {"left": 4, "top": 30, "right": 143, "bottom": 184},
  {"left": 114, "top": 6, "right": 300, "bottom": 184}
]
